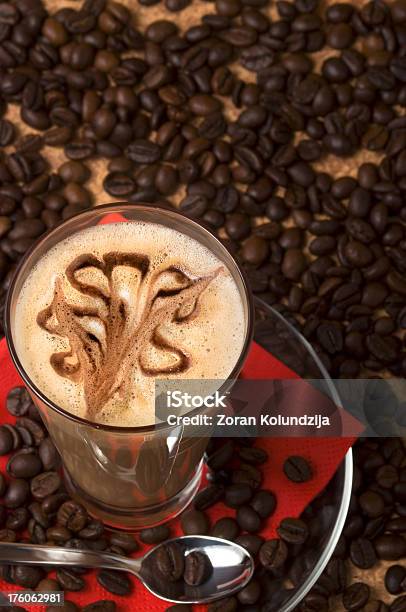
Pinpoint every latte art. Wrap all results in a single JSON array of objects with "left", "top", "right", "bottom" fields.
[
  {"left": 15, "top": 222, "right": 246, "bottom": 426},
  {"left": 36, "top": 251, "right": 221, "bottom": 419}
]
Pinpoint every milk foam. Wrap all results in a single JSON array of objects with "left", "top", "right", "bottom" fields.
[{"left": 14, "top": 222, "right": 246, "bottom": 426}]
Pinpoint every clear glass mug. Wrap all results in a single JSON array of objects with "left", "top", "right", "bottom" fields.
[{"left": 5, "top": 203, "right": 254, "bottom": 530}]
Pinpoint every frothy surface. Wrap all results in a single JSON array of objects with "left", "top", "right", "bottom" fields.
[{"left": 14, "top": 222, "right": 246, "bottom": 426}]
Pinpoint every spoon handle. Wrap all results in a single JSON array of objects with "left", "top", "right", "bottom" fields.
[{"left": 0, "top": 542, "right": 141, "bottom": 575}]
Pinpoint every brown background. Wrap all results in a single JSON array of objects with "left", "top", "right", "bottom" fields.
[{"left": 6, "top": 0, "right": 400, "bottom": 607}]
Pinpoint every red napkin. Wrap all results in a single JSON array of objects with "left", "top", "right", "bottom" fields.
[{"left": 0, "top": 211, "right": 354, "bottom": 610}]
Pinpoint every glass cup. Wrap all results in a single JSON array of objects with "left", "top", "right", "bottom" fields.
[{"left": 5, "top": 203, "right": 254, "bottom": 530}]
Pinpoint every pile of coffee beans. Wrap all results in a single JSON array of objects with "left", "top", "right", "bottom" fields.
[
  {"left": 0, "top": 0, "right": 405, "bottom": 378},
  {"left": 0, "top": 385, "right": 406, "bottom": 610}
]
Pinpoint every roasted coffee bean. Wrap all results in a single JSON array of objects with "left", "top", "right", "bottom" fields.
[
  {"left": 0, "top": 426, "right": 14, "bottom": 455},
  {"left": 277, "top": 517, "right": 309, "bottom": 544},
  {"left": 375, "top": 535, "right": 406, "bottom": 560},
  {"left": 6, "top": 387, "right": 32, "bottom": 417},
  {"left": 206, "top": 441, "right": 234, "bottom": 471},
  {"left": 385, "top": 565, "right": 406, "bottom": 595},
  {"left": 211, "top": 517, "right": 239, "bottom": 540},
  {"left": 236, "top": 505, "right": 261, "bottom": 533},
  {"left": 194, "top": 485, "right": 224, "bottom": 511},
  {"left": 6, "top": 507, "right": 28, "bottom": 531},
  {"left": 224, "top": 484, "right": 253, "bottom": 508},
  {"left": 56, "top": 568, "right": 85, "bottom": 592},
  {"left": 391, "top": 595, "right": 406, "bottom": 612},
  {"left": 46, "top": 526, "right": 72, "bottom": 543},
  {"left": 4, "top": 479, "right": 29, "bottom": 508},
  {"left": 57, "top": 501, "right": 88, "bottom": 532},
  {"left": 238, "top": 446, "right": 268, "bottom": 464},
  {"left": 38, "top": 438, "right": 60, "bottom": 471},
  {"left": 343, "top": 582, "right": 370, "bottom": 610},
  {"left": 181, "top": 509, "right": 209, "bottom": 535},
  {"left": 12, "top": 565, "right": 44, "bottom": 588},
  {"left": 259, "top": 539, "right": 288, "bottom": 569},
  {"left": 184, "top": 551, "right": 212, "bottom": 586},
  {"left": 97, "top": 570, "right": 132, "bottom": 596},
  {"left": 207, "top": 598, "right": 237, "bottom": 612},
  {"left": 155, "top": 542, "right": 184, "bottom": 581},
  {"left": 283, "top": 456, "right": 313, "bottom": 483},
  {"left": 7, "top": 449, "right": 42, "bottom": 478},
  {"left": 31, "top": 471, "right": 61, "bottom": 500},
  {"left": 140, "top": 524, "right": 170, "bottom": 544},
  {"left": 16, "top": 418, "right": 45, "bottom": 446},
  {"left": 359, "top": 490, "right": 385, "bottom": 517},
  {"left": 235, "top": 534, "right": 263, "bottom": 556},
  {"left": 350, "top": 537, "right": 377, "bottom": 569},
  {"left": 108, "top": 532, "right": 138, "bottom": 553},
  {"left": 41, "top": 492, "right": 69, "bottom": 515},
  {"left": 250, "top": 490, "right": 277, "bottom": 518},
  {"left": 38, "top": 578, "right": 62, "bottom": 592}
]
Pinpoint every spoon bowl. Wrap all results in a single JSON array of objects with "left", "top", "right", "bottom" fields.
[
  {"left": 0, "top": 535, "right": 254, "bottom": 605},
  {"left": 141, "top": 535, "right": 254, "bottom": 603}
]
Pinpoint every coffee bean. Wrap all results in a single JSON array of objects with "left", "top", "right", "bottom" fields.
[
  {"left": 0, "top": 528, "right": 16, "bottom": 542},
  {"left": 259, "top": 539, "right": 288, "bottom": 569},
  {"left": 181, "top": 509, "right": 209, "bottom": 535},
  {"left": 0, "top": 426, "right": 14, "bottom": 455},
  {"left": 375, "top": 535, "right": 406, "bottom": 560},
  {"left": 236, "top": 505, "right": 261, "bottom": 533},
  {"left": 283, "top": 456, "right": 313, "bottom": 483},
  {"left": 184, "top": 551, "right": 212, "bottom": 586},
  {"left": 4, "top": 479, "right": 29, "bottom": 508},
  {"left": 391, "top": 595, "right": 406, "bottom": 612},
  {"left": 56, "top": 568, "right": 85, "bottom": 592},
  {"left": 350, "top": 538, "right": 377, "bottom": 569},
  {"left": 108, "top": 532, "right": 138, "bottom": 553},
  {"left": 41, "top": 492, "right": 69, "bottom": 515},
  {"left": 343, "top": 582, "right": 370, "bottom": 611},
  {"left": 235, "top": 534, "right": 263, "bottom": 556},
  {"left": 208, "top": 598, "right": 237, "bottom": 612},
  {"left": 277, "top": 517, "right": 309, "bottom": 544},
  {"left": 97, "top": 570, "right": 132, "bottom": 596},
  {"left": 140, "top": 524, "right": 170, "bottom": 544},
  {"left": 6, "top": 507, "right": 29, "bottom": 531},
  {"left": 57, "top": 501, "right": 88, "bottom": 532},
  {"left": 31, "top": 471, "right": 61, "bottom": 500},
  {"left": 16, "top": 417, "right": 45, "bottom": 446},
  {"left": 359, "top": 490, "right": 385, "bottom": 517},
  {"left": 38, "top": 578, "right": 62, "bottom": 592},
  {"left": 211, "top": 517, "right": 239, "bottom": 540},
  {"left": 238, "top": 447, "right": 268, "bottom": 465},
  {"left": 194, "top": 485, "right": 224, "bottom": 511},
  {"left": 12, "top": 565, "right": 44, "bottom": 588},
  {"left": 155, "top": 542, "right": 184, "bottom": 581},
  {"left": 224, "top": 484, "right": 253, "bottom": 508},
  {"left": 6, "top": 386, "right": 32, "bottom": 417},
  {"left": 38, "top": 438, "right": 60, "bottom": 471},
  {"left": 385, "top": 565, "right": 406, "bottom": 595},
  {"left": 250, "top": 490, "right": 277, "bottom": 518},
  {"left": 7, "top": 449, "right": 42, "bottom": 478}
]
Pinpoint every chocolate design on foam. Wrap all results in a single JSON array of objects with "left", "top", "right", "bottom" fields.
[{"left": 36, "top": 252, "right": 221, "bottom": 419}]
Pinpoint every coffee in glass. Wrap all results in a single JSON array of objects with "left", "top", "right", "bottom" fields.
[{"left": 6, "top": 204, "right": 253, "bottom": 529}]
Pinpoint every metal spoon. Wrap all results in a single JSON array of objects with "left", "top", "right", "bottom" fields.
[{"left": 0, "top": 535, "right": 254, "bottom": 604}]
